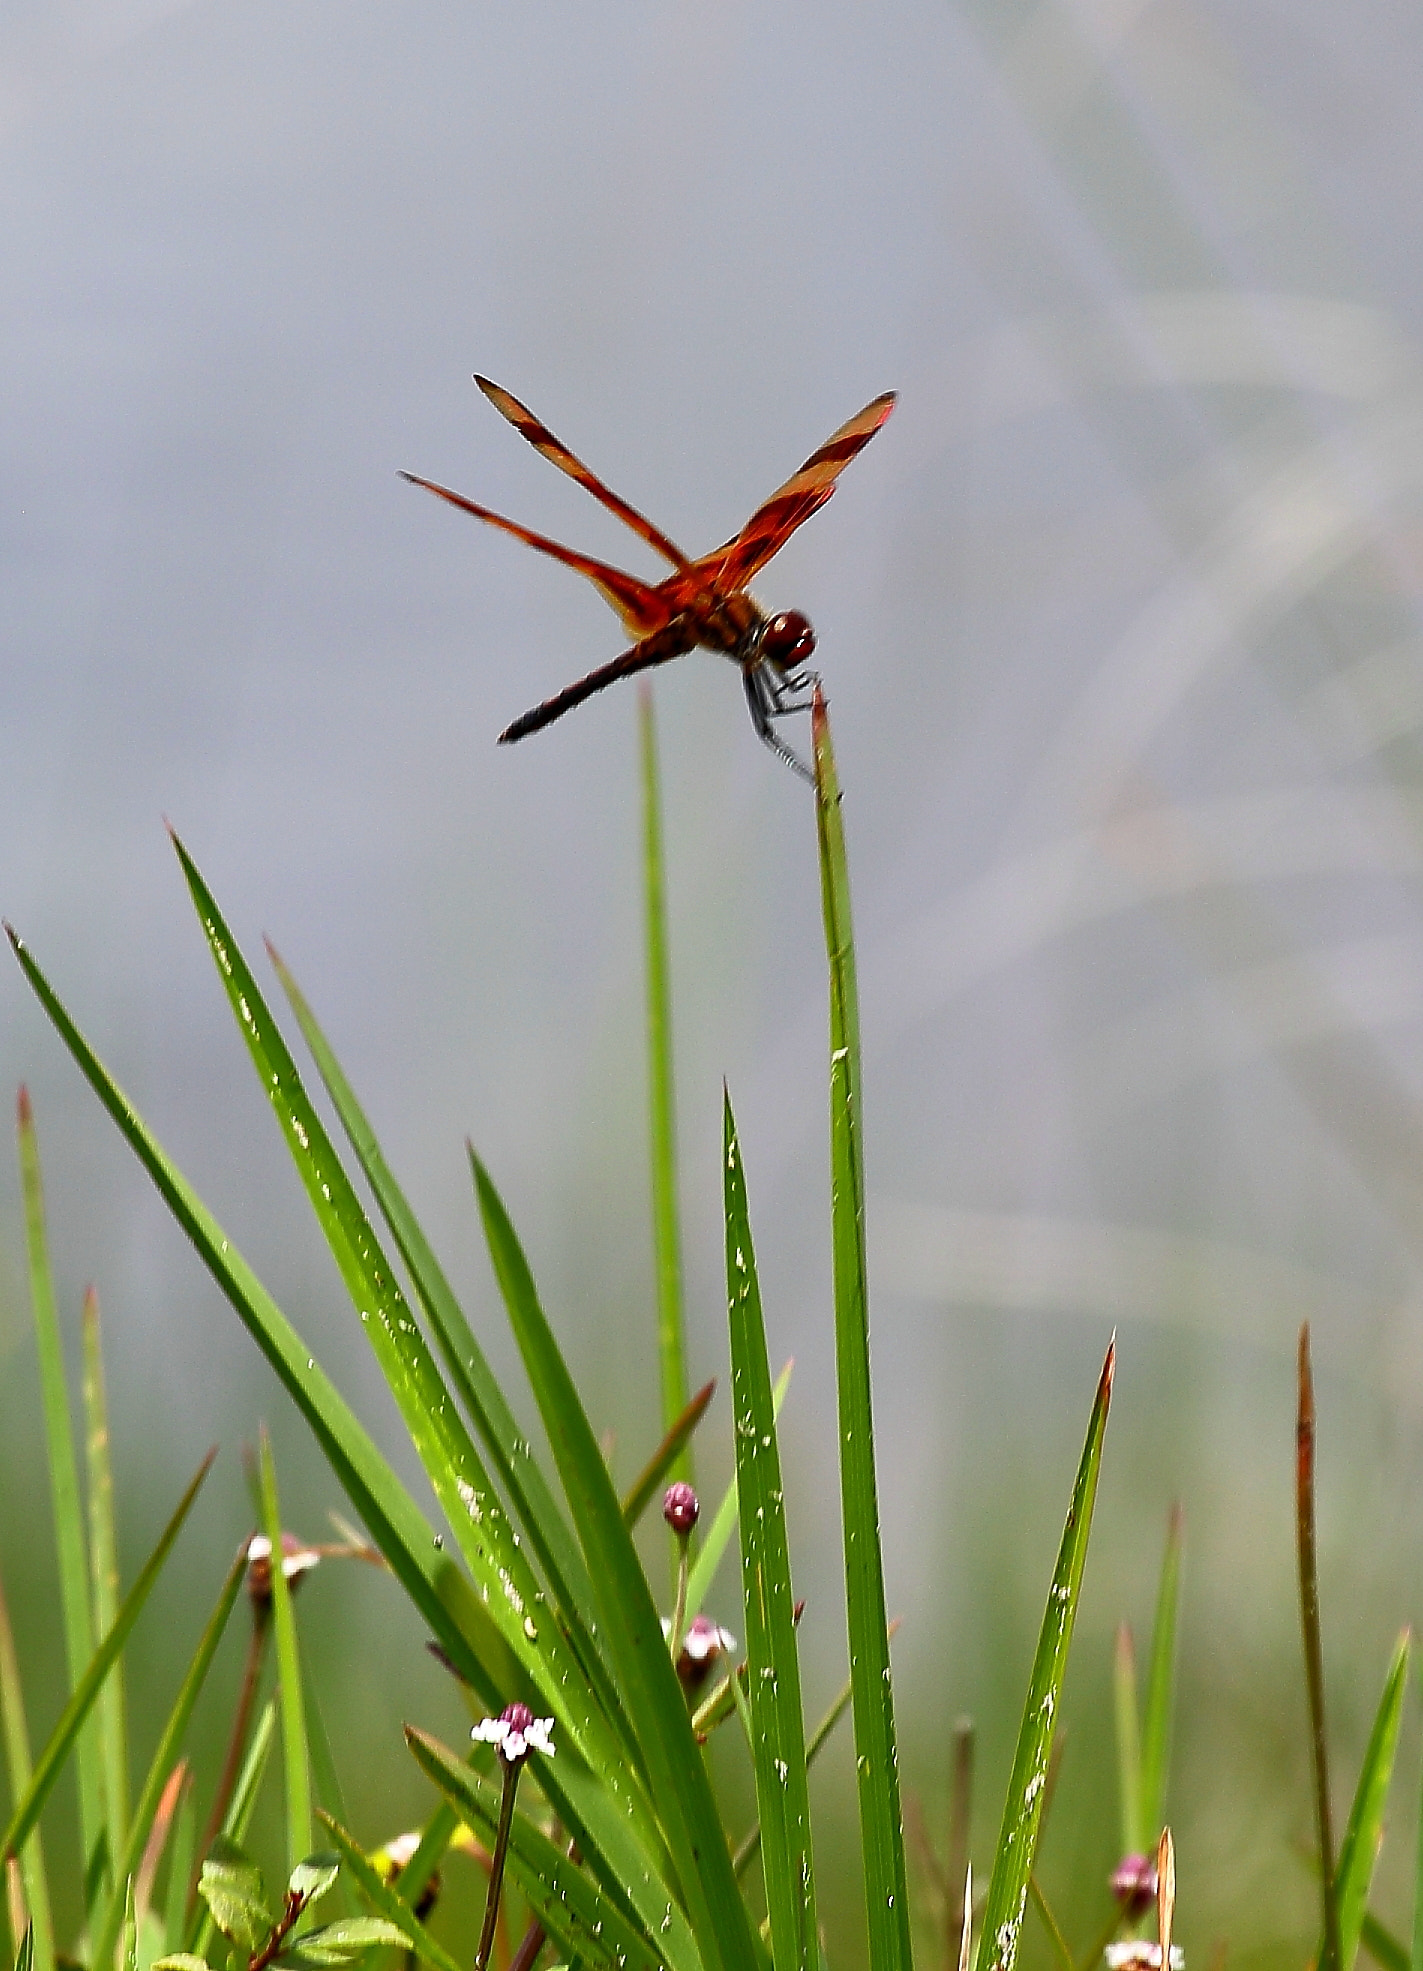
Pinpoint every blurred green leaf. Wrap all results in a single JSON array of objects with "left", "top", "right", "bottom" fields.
[
  {"left": 258, "top": 1437, "right": 312, "bottom": 1871},
  {"left": 199, "top": 1836, "right": 273, "bottom": 1954},
  {"left": 1332, "top": 1630, "right": 1409, "bottom": 1971},
  {"left": 282, "top": 1916, "right": 409, "bottom": 1966},
  {"left": 1140, "top": 1506, "right": 1183, "bottom": 1845},
  {"left": 0, "top": 1572, "right": 55, "bottom": 1971},
  {"left": 975, "top": 1342, "right": 1115, "bottom": 1971},
  {"left": 82, "top": 1288, "right": 131, "bottom": 1873},
  {"left": 723, "top": 1092, "right": 816, "bottom": 1971},
  {"left": 812, "top": 695, "right": 912, "bottom": 1971},
  {"left": 1113, "top": 1624, "right": 1142, "bottom": 1858}
]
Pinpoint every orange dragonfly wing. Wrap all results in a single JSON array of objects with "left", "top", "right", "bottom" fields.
[
  {"left": 475, "top": 377, "right": 695, "bottom": 573},
  {"left": 697, "top": 390, "right": 897, "bottom": 594},
  {"left": 398, "top": 471, "right": 674, "bottom": 640}
]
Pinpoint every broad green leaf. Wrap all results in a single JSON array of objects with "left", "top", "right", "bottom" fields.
[
  {"left": 259, "top": 1437, "right": 312, "bottom": 1869},
  {"left": 83, "top": 1288, "right": 131, "bottom": 1869},
  {"left": 639, "top": 689, "right": 691, "bottom": 1517},
  {"left": 90, "top": 1551, "right": 246, "bottom": 1971},
  {"left": 17, "top": 1090, "right": 105, "bottom": 1913},
  {"left": 287, "top": 1856, "right": 340, "bottom": 1907},
  {"left": 317, "top": 1813, "right": 465, "bottom": 1971},
  {"left": 153, "top": 1955, "right": 211, "bottom": 1971},
  {"left": 281, "top": 1917, "right": 409, "bottom": 1966},
  {"left": 1332, "top": 1630, "right": 1409, "bottom": 1971},
  {"left": 0, "top": 1572, "right": 55, "bottom": 1971},
  {"left": 199, "top": 1837, "right": 273, "bottom": 1954},
  {"left": 472, "top": 1154, "right": 759, "bottom": 1971},
  {"left": 190, "top": 1703, "right": 278, "bottom": 1962},
  {"left": 812, "top": 694, "right": 911, "bottom": 1971},
  {"left": 0, "top": 1451, "right": 213, "bottom": 1866},
  {"left": 1139, "top": 1505, "right": 1183, "bottom": 1844},
  {"left": 723, "top": 1093, "right": 816, "bottom": 1971},
  {"left": 975, "top": 1341, "right": 1115, "bottom": 1971},
  {"left": 406, "top": 1728, "right": 671, "bottom": 1971}
]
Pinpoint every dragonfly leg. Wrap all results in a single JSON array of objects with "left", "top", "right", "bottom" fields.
[{"left": 743, "top": 665, "right": 815, "bottom": 782}]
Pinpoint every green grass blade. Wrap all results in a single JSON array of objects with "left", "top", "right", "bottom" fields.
[
  {"left": 169, "top": 844, "right": 635, "bottom": 1805},
  {"left": 190, "top": 1700, "right": 278, "bottom": 1961},
  {"left": 16, "top": 1089, "right": 106, "bottom": 1914},
  {"left": 723, "top": 1092, "right": 815, "bottom": 1971},
  {"left": 640, "top": 689, "right": 690, "bottom": 1504},
  {"left": 90, "top": 1552, "right": 247, "bottom": 1971},
  {"left": 0, "top": 1450, "right": 213, "bottom": 1864},
  {"left": 315, "top": 1814, "right": 464, "bottom": 1971},
  {"left": 302, "top": 1670, "right": 348, "bottom": 1834},
  {"left": 164, "top": 1777, "right": 195, "bottom": 1952},
  {"left": 685, "top": 1362, "right": 791, "bottom": 1622},
  {"left": 1332, "top": 1630, "right": 1410, "bottom": 1971},
  {"left": 1368, "top": 1911, "right": 1410, "bottom": 1971},
  {"left": 83, "top": 1289, "right": 132, "bottom": 1872},
  {"left": 1113, "top": 1625, "right": 1142, "bottom": 1859},
  {"left": 621, "top": 1379, "right": 715, "bottom": 1530},
  {"left": 406, "top": 1728, "right": 671, "bottom": 1971},
  {"left": 0, "top": 1570, "right": 55, "bottom": 1971},
  {"left": 1139, "top": 1505, "right": 1183, "bottom": 1845},
  {"left": 472, "top": 1153, "right": 759, "bottom": 1971},
  {"left": 975, "top": 1341, "right": 1115, "bottom": 1971},
  {"left": 811, "top": 694, "right": 911, "bottom": 1971},
  {"left": 258, "top": 1435, "right": 312, "bottom": 1870}
]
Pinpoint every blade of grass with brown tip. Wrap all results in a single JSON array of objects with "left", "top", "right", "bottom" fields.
[{"left": 621, "top": 1379, "right": 715, "bottom": 1528}]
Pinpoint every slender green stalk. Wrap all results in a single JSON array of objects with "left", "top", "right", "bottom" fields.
[
  {"left": 1297, "top": 1325, "right": 1340, "bottom": 1971},
  {"left": 258, "top": 1434, "right": 312, "bottom": 1871},
  {"left": 82, "top": 1289, "right": 131, "bottom": 1865},
  {"left": 1113, "top": 1624, "right": 1143, "bottom": 1858},
  {"left": 1140, "top": 1505, "right": 1183, "bottom": 1849},
  {"left": 0, "top": 1571, "right": 55, "bottom": 1971}
]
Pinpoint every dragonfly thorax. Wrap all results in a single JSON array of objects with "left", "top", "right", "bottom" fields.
[{"left": 758, "top": 609, "right": 817, "bottom": 674}]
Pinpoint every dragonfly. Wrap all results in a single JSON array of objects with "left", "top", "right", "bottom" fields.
[{"left": 401, "top": 377, "right": 896, "bottom": 781}]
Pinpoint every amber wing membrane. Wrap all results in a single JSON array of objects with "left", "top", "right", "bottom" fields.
[
  {"left": 475, "top": 376, "right": 696, "bottom": 573},
  {"left": 698, "top": 390, "right": 897, "bottom": 593}
]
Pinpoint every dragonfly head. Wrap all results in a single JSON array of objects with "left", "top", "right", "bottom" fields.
[{"left": 759, "top": 610, "right": 816, "bottom": 675}]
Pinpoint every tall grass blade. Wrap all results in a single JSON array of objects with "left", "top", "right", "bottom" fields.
[
  {"left": 89, "top": 1550, "right": 246, "bottom": 1971},
  {"left": 975, "top": 1340, "right": 1115, "bottom": 1971},
  {"left": 811, "top": 693, "right": 911, "bottom": 1971},
  {"left": 1113, "top": 1626, "right": 1142, "bottom": 1859},
  {"left": 723, "top": 1092, "right": 816, "bottom": 1971},
  {"left": 0, "top": 1574, "right": 55, "bottom": 1971},
  {"left": 0, "top": 1450, "right": 214, "bottom": 1867},
  {"left": 258, "top": 1434, "right": 312, "bottom": 1870},
  {"left": 471, "top": 1154, "right": 760, "bottom": 1971},
  {"left": 1139, "top": 1505, "right": 1183, "bottom": 1847},
  {"left": 1331, "top": 1630, "right": 1409, "bottom": 1971},
  {"left": 82, "top": 1290, "right": 131, "bottom": 1874},
  {"left": 640, "top": 688, "right": 690, "bottom": 1511},
  {"left": 16, "top": 1090, "right": 106, "bottom": 1915},
  {"left": 685, "top": 1362, "right": 790, "bottom": 1621}
]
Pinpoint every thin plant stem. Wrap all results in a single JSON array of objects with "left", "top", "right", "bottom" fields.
[
  {"left": 1297, "top": 1325, "right": 1340, "bottom": 1971},
  {"left": 191, "top": 1607, "right": 268, "bottom": 1915},
  {"left": 475, "top": 1765, "right": 520, "bottom": 1971}
]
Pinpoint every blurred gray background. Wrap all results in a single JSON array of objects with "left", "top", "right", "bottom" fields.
[{"left": 5, "top": 2, "right": 1423, "bottom": 1965}]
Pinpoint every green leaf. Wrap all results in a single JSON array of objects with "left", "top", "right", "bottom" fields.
[
  {"left": 723, "top": 1093, "right": 816, "bottom": 1971},
  {"left": 812, "top": 694, "right": 912, "bottom": 1971},
  {"left": 639, "top": 689, "right": 691, "bottom": 1514},
  {"left": 17, "top": 1090, "right": 105, "bottom": 1914},
  {"left": 199, "top": 1837, "right": 273, "bottom": 1954},
  {"left": 406, "top": 1728, "right": 670, "bottom": 1971},
  {"left": 1332, "top": 1630, "right": 1410, "bottom": 1971},
  {"left": 0, "top": 1450, "right": 214, "bottom": 1866},
  {"left": 317, "top": 1812, "right": 465, "bottom": 1971},
  {"left": 1139, "top": 1504, "right": 1183, "bottom": 1844},
  {"left": 190, "top": 1702, "right": 279, "bottom": 1962},
  {"left": 281, "top": 1917, "right": 410, "bottom": 1966},
  {"left": 287, "top": 1855, "right": 341, "bottom": 1907},
  {"left": 975, "top": 1341, "right": 1116, "bottom": 1971},
  {"left": 83, "top": 1288, "right": 132, "bottom": 1872},
  {"left": 0, "top": 1570, "right": 55, "bottom": 1971},
  {"left": 259, "top": 1436, "right": 313, "bottom": 1870},
  {"left": 685, "top": 1362, "right": 791, "bottom": 1622},
  {"left": 152, "top": 1955, "right": 212, "bottom": 1971},
  {"left": 164, "top": 1776, "right": 196, "bottom": 1953},
  {"left": 472, "top": 1154, "right": 759, "bottom": 1971},
  {"left": 89, "top": 1549, "right": 247, "bottom": 1971}
]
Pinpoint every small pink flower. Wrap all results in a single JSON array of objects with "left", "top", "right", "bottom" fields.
[{"left": 471, "top": 1702, "right": 555, "bottom": 1765}]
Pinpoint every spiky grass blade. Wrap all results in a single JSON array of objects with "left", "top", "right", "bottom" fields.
[
  {"left": 1140, "top": 1506, "right": 1183, "bottom": 1846},
  {"left": 316, "top": 1814, "right": 464, "bottom": 1971},
  {"left": 685, "top": 1361, "right": 791, "bottom": 1620},
  {"left": 471, "top": 1154, "right": 759, "bottom": 1971},
  {"left": 640, "top": 688, "right": 691, "bottom": 1512},
  {"left": 0, "top": 1574, "right": 55, "bottom": 1971},
  {"left": 0, "top": 1450, "right": 214, "bottom": 1864},
  {"left": 89, "top": 1551, "right": 246, "bottom": 1971},
  {"left": 975, "top": 1340, "right": 1115, "bottom": 1971},
  {"left": 1331, "top": 1630, "right": 1409, "bottom": 1971},
  {"left": 811, "top": 693, "right": 911, "bottom": 1971},
  {"left": 258, "top": 1434, "right": 312, "bottom": 1870},
  {"left": 16, "top": 1091, "right": 108, "bottom": 1922},
  {"left": 405, "top": 1729, "right": 671, "bottom": 1971},
  {"left": 723, "top": 1092, "right": 816, "bottom": 1971},
  {"left": 82, "top": 1289, "right": 131, "bottom": 1876}
]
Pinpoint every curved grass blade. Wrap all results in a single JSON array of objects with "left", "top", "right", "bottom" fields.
[
  {"left": 975, "top": 1340, "right": 1115, "bottom": 1971},
  {"left": 685, "top": 1362, "right": 791, "bottom": 1622},
  {"left": 1139, "top": 1506, "right": 1183, "bottom": 1847},
  {"left": 622, "top": 1379, "right": 715, "bottom": 1529},
  {"left": 406, "top": 1728, "right": 669, "bottom": 1971},
  {"left": 812, "top": 692, "right": 911, "bottom": 1971},
  {"left": 316, "top": 1814, "right": 464, "bottom": 1971},
  {"left": 83, "top": 1290, "right": 131, "bottom": 1874},
  {"left": 1331, "top": 1630, "right": 1409, "bottom": 1971},
  {"left": 89, "top": 1550, "right": 246, "bottom": 1971},
  {"left": 0, "top": 1573, "right": 54, "bottom": 1971},
  {"left": 167, "top": 842, "right": 658, "bottom": 1849},
  {"left": 258, "top": 1435, "right": 312, "bottom": 1871},
  {"left": 1, "top": 1449, "right": 214, "bottom": 1867},
  {"left": 472, "top": 1154, "right": 759, "bottom": 1971},
  {"left": 17, "top": 1091, "right": 105, "bottom": 1914},
  {"left": 640, "top": 688, "right": 691, "bottom": 1508},
  {"left": 723, "top": 1092, "right": 815, "bottom": 1971}
]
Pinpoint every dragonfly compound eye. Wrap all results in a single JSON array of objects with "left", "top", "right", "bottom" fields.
[{"left": 760, "top": 610, "right": 816, "bottom": 672}]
